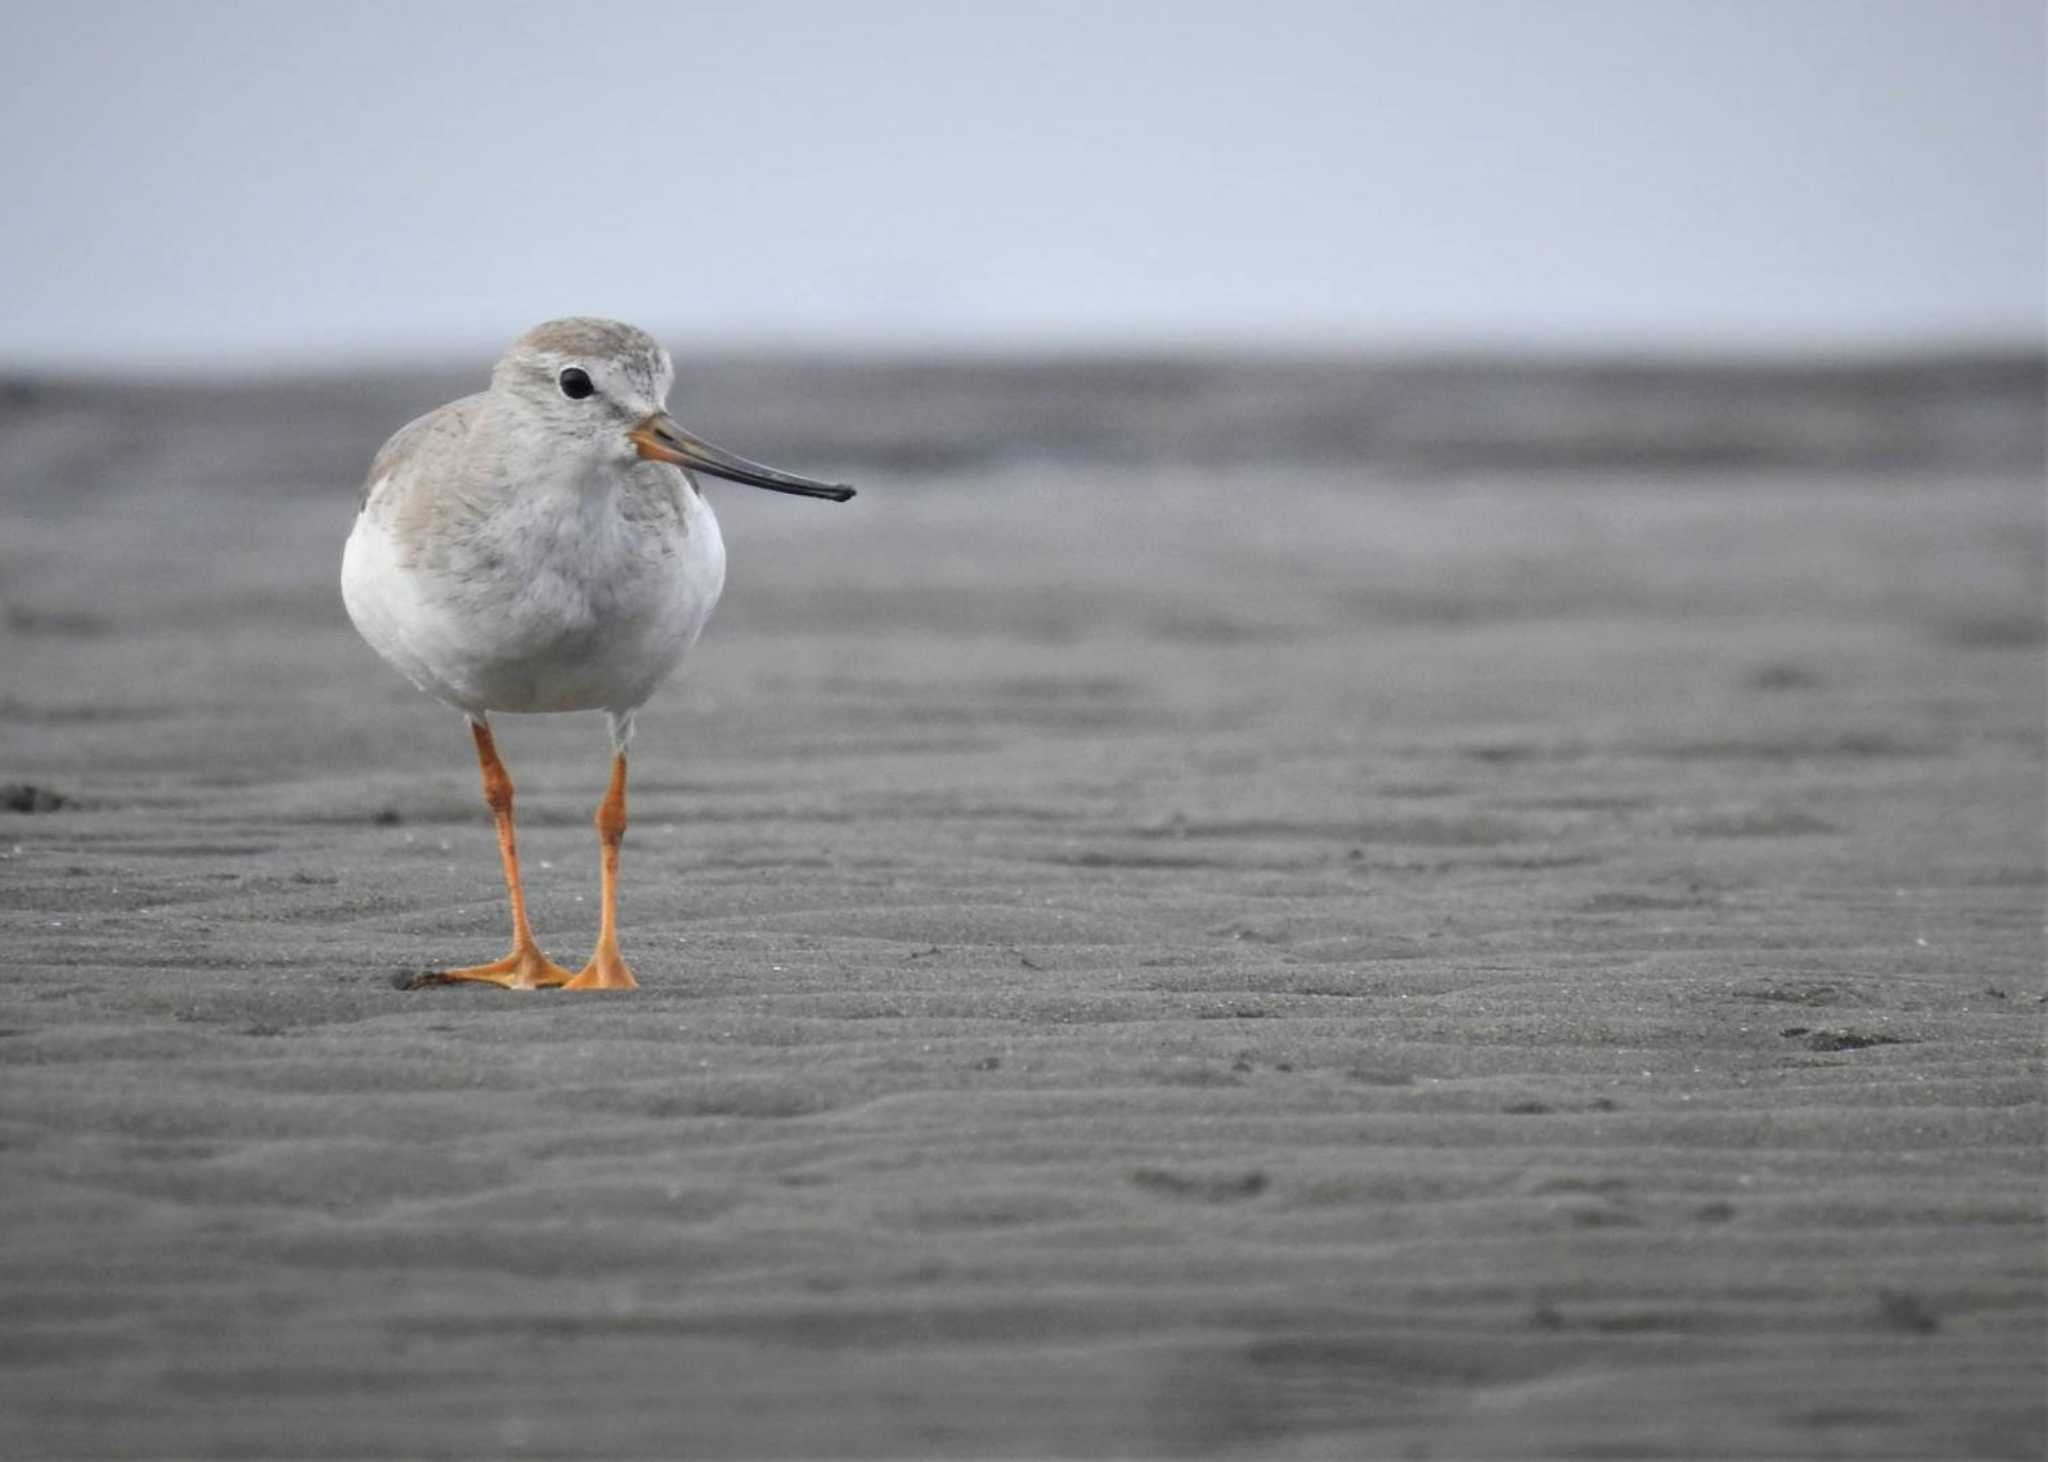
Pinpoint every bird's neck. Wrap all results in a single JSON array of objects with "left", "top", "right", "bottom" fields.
[{"left": 483, "top": 402, "right": 619, "bottom": 504}]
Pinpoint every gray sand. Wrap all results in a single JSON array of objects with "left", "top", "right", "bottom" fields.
[{"left": 1, "top": 364, "right": 2043, "bottom": 1457}]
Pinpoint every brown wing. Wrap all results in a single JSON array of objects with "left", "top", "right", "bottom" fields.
[{"left": 356, "top": 393, "right": 485, "bottom": 512}]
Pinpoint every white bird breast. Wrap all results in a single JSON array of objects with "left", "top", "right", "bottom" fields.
[{"left": 341, "top": 474, "right": 726, "bottom": 717}]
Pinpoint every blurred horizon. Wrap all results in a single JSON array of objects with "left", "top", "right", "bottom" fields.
[
  {"left": 14, "top": 338, "right": 2048, "bottom": 390},
  {"left": 3, "top": 0, "right": 2042, "bottom": 372}
]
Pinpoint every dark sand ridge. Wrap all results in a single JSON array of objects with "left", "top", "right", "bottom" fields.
[{"left": 1, "top": 364, "right": 2043, "bottom": 1456}]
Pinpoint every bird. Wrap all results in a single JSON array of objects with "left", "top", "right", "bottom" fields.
[{"left": 341, "top": 317, "right": 854, "bottom": 991}]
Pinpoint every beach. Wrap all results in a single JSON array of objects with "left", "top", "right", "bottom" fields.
[{"left": 2, "top": 359, "right": 2043, "bottom": 1457}]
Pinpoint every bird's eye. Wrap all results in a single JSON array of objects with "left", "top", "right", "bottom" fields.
[{"left": 558, "top": 367, "right": 595, "bottom": 400}]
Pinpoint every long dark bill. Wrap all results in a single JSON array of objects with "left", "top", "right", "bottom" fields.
[{"left": 629, "top": 412, "right": 855, "bottom": 501}]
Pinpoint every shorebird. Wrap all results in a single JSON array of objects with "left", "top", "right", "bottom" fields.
[{"left": 341, "top": 318, "right": 854, "bottom": 990}]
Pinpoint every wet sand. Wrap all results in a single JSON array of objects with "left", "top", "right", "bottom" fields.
[{"left": 1, "top": 364, "right": 2043, "bottom": 1457}]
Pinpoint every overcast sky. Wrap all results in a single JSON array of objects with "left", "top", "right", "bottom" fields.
[{"left": 3, "top": 1, "right": 2041, "bottom": 368}]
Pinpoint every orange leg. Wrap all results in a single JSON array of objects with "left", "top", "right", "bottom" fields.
[
  {"left": 405, "top": 719, "right": 572, "bottom": 991},
  {"left": 563, "top": 749, "right": 637, "bottom": 990}
]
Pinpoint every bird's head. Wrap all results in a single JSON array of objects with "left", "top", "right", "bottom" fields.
[{"left": 492, "top": 317, "right": 855, "bottom": 501}]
